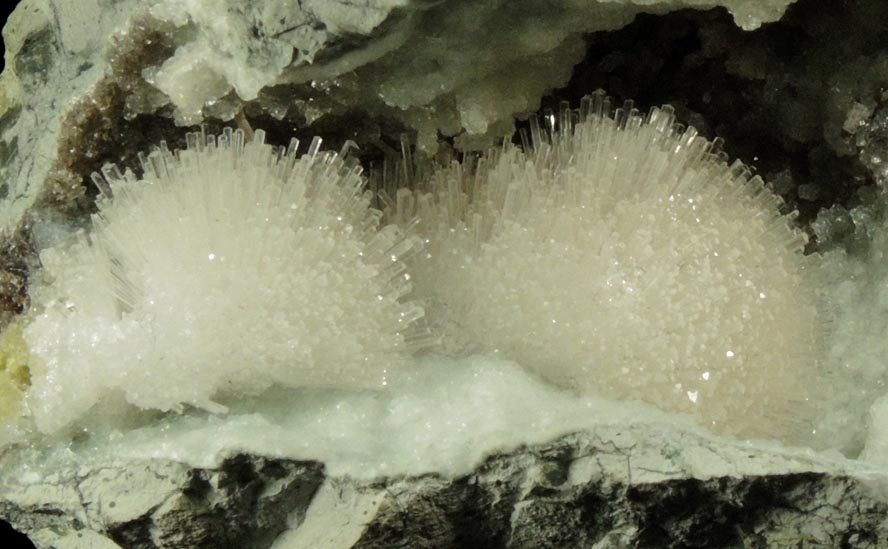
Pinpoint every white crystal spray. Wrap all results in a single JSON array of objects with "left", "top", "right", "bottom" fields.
[
  {"left": 25, "top": 128, "right": 425, "bottom": 433},
  {"left": 392, "top": 92, "right": 828, "bottom": 441}
]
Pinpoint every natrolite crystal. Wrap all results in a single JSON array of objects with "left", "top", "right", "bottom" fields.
[
  {"left": 17, "top": 92, "right": 828, "bottom": 443},
  {"left": 24, "top": 129, "right": 425, "bottom": 433},
  {"left": 392, "top": 92, "right": 827, "bottom": 441}
]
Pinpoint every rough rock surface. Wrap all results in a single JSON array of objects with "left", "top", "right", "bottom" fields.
[
  {"left": 0, "top": 0, "right": 797, "bottom": 237},
  {"left": 7, "top": 0, "right": 888, "bottom": 548},
  {"left": 7, "top": 0, "right": 888, "bottom": 327},
  {"left": 0, "top": 454, "right": 325, "bottom": 548},
  {"left": 0, "top": 0, "right": 806, "bottom": 330},
  {"left": 2, "top": 425, "right": 887, "bottom": 548}
]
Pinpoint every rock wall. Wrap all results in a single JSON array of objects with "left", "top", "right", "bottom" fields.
[{"left": 2, "top": 426, "right": 886, "bottom": 548}]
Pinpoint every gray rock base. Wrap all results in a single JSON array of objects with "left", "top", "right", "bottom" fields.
[{"left": 2, "top": 429, "right": 887, "bottom": 548}]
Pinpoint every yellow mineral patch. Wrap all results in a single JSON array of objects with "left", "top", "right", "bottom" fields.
[{"left": 0, "top": 321, "right": 30, "bottom": 419}]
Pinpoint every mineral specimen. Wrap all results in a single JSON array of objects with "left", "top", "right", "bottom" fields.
[{"left": 392, "top": 93, "right": 827, "bottom": 442}]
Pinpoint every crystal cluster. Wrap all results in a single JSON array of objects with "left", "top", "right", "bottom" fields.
[
  {"left": 24, "top": 129, "right": 425, "bottom": 433},
  {"left": 391, "top": 92, "right": 826, "bottom": 440},
  {"left": 811, "top": 197, "right": 888, "bottom": 453},
  {"left": 16, "top": 93, "right": 829, "bottom": 443}
]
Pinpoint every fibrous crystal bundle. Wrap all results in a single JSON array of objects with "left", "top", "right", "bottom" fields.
[
  {"left": 392, "top": 92, "right": 827, "bottom": 440},
  {"left": 24, "top": 129, "right": 425, "bottom": 433},
  {"left": 17, "top": 92, "right": 830, "bottom": 444}
]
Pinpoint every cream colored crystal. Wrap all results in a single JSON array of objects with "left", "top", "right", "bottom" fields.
[
  {"left": 24, "top": 129, "right": 424, "bottom": 433},
  {"left": 395, "top": 93, "right": 825, "bottom": 441}
]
